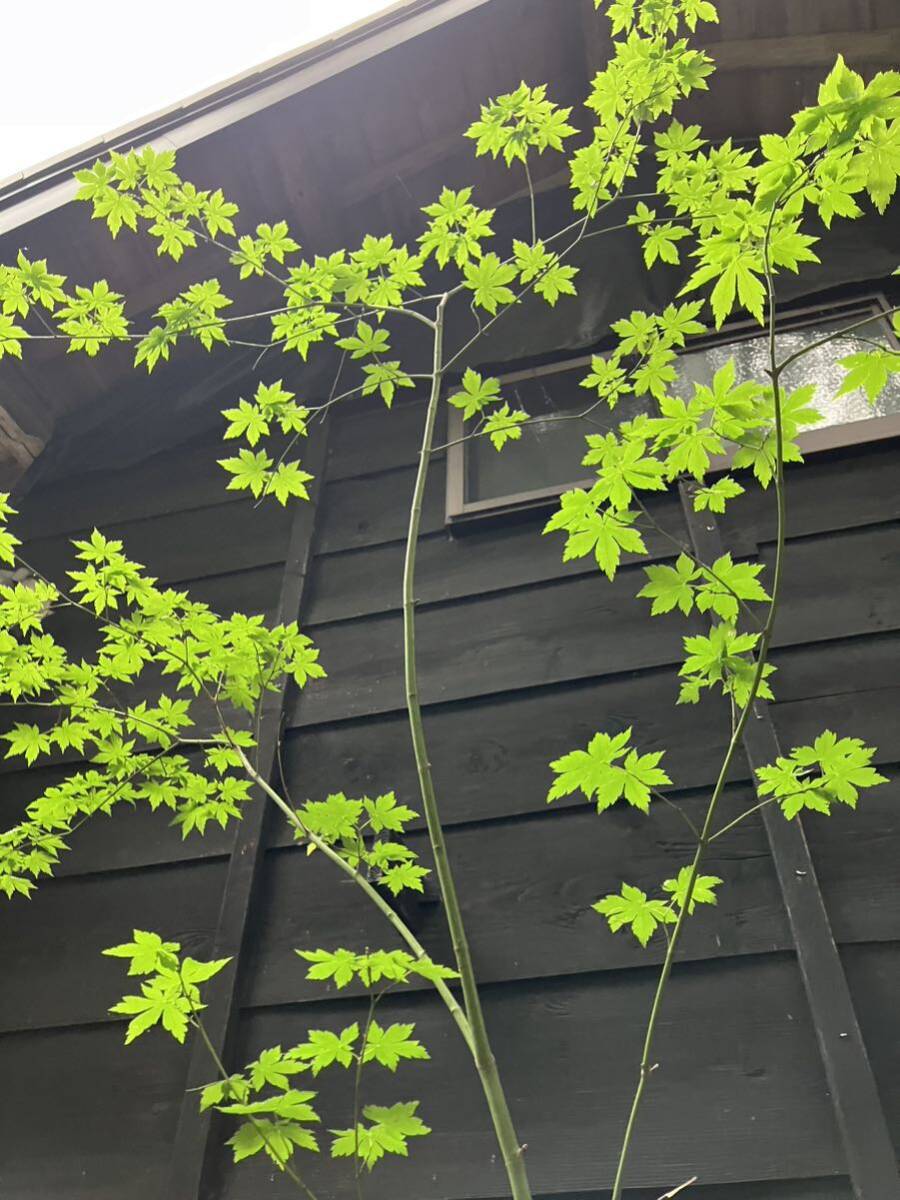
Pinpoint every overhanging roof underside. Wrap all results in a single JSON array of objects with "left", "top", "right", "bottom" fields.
[{"left": 1, "top": 0, "right": 898, "bottom": 485}]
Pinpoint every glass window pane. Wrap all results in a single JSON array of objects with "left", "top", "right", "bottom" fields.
[
  {"left": 467, "top": 364, "right": 651, "bottom": 503},
  {"left": 671, "top": 311, "right": 900, "bottom": 429},
  {"left": 462, "top": 307, "right": 899, "bottom": 511}
]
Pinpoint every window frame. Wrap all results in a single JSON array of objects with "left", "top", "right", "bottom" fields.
[{"left": 445, "top": 292, "right": 900, "bottom": 526}]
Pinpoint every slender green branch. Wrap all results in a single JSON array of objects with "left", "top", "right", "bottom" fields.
[
  {"left": 230, "top": 742, "right": 475, "bottom": 1056},
  {"left": 524, "top": 160, "right": 537, "bottom": 245},
  {"left": 609, "top": 187, "right": 791, "bottom": 1200},
  {"left": 777, "top": 303, "right": 900, "bottom": 375},
  {"left": 402, "top": 292, "right": 533, "bottom": 1200},
  {"left": 708, "top": 796, "right": 776, "bottom": 844},
  {"left": 352, "top": 992, "right": 379, "bottom": 1200}
]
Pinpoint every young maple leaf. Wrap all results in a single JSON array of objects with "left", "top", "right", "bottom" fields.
[
  {"left": 662, "top": 866, "right": 723, "bottom": 914},
  {"left": 294, "top": 1025, "right": 359, "bottom": 1075},
  {"left": 548, "top": 728, "right": 671, "bottom": 812},
  {"left": 103, "top": 929, "right": 181, "bottom": 975},
  {"left": 448, "top": 368, "right": 501, "bottom": 420},
  {"left": 331, "top": 1100, "right": 430, "bottom": 1169},
  {"left": 463, "top": 252, "right": 517, "bottom": 313},
  {"left": 756, "top": 731, "right": 887, "bottom": 819},
  {"left": 594, "top": 883, "right": 677, "bottom": 947},
  {"left": 638, "top": 554, "right": 699, "bottom": 615},
  {"left": 363, "top": 1021, "right": 430, "bottom": 1071}
]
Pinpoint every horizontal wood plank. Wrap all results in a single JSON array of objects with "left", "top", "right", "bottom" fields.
[
  {"left": 316, "top": 460, "right": 447, "bottom": 553},
  {"left": 0, "top": 859, "right": 226, "bottom": 1033},
  {"left": 274, "top": 663, "right": 897, "bottom": 838},
  {"left": 278, "top": 665, "right": 742, "bottom": 831},
  {"left": 249, "top": 787, "right": 786, "bottom": 1005},
  {"left": 326, "top": 399, "right": 446, "bottom": 481},
  {"left": 291, "top": 524, "right": 900, "bottom": 726},
  {"left": 16, "top": 434, "right": 233, "bottom": 539},
  {"left": 0, "top": 1022, "right": 188, "bottom": 1200},
  {"left": 307, "top": 491, "right": 686, "bottom": 623},
  {"left": 23, "top": 498, "right": 291, "bottom": 587},
  {"left": 0, "top": 755, "right": 235, "bottom": 877},
  {"left": 251, "top": 769, "right": 900, "bottom": 1008},
  {"left": 222, "top": 956, "right": 842, "bottom": 1197},
  {"left": 719, "top": 441, "right": 900, "bottom": 548}
]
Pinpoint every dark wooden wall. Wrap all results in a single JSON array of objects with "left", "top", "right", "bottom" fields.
[{"left": 0, "top": 393, "right": 898, "bottom": 1200}]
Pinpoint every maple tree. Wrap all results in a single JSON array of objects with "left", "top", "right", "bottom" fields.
[{"left": 1, "top": 1, "right": 898, "bottom": 1197}]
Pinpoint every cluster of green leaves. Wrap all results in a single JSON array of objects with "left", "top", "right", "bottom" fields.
[
  {"left": 219, "top": 378, "right": 313, "bottom": 502},
  {"left": 654, "top": 57, "right": 900, "bottom": 328},
  {"left": 332, "top": 1101, "right": 431, "bottom": 1170},
  {"left": 297, "top": 946, "right": 458, "bottom": 991},
  {"left": 0, "top": 2, "right": 896, "bottom": 1195},
  {"left": 104, "top": 930, "right": 434, "bottom": 1174},
  {"left": 541, "top": 305, "right": 817, "bottom": 582},
  {"left": 447, "top": 369, "right": 529, "bottom": 451},
  {"left": 291, "top": 789, "right": 431, "bottom": 897},
  {"left": 756, "top": 731, "right": 887, "bottom": 820},
  {"left": 595, "top": 867, "right": 722, "bottom": 947},
  {"left": 568, "top": 0, "right": 717, "bottom": 216},
  {"left": 104, "top": 929, "right": 230, "bottom": 1042},
  {"left": 547, "top": 727, "right": 670, "bottom": 813},
  {"left": 0, "top": 251, "right": 127, "bottom": 360},
  {"left": 466, "top": 81, "right": 576, "bottom": 166},
  {"left": 0, "top": 506, "right": 325, "bottom": 897},
  {"left": 638, "top": 551, "right": 769, "bottom": 622},
  {"left": 202, "top": 1023, "right": 429, "bottom": 1171}
]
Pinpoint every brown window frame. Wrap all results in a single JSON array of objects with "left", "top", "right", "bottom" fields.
[{"left": 445, "top": 292, "right": 900, "bottom": 527}]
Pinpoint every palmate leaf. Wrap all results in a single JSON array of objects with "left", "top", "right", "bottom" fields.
[
  {"left": 363, "top": 792, "right": 418, "bottom": 833},
  {"left": 692, "top": 476, "right": 744, "bottom": 513},
  {"left": 483, "top": 404, "right": 528, "bottom": 450},
  {"left": 756, "top": 730, "right": 887, "bottom": 819},
  {"left": 362, "top": 1021, "right": 430, "bottom": 1070},
  {"left": 103, "top": 929, "right": 180, "bottom": 975},
  {"left": 543, "top": 492, "right": 647, "bottom": 580},
  {"left": 331, "top": 1100, "right": 430, "bottom": 1169},
  {"left": 247, "top": 1044, "right": 314, "bottom": 1089},
  {"left": 638, "top": 553, "right": 698, "bottom": 615},
  {"left": 594, "top": 883, "right": 677, "bottom": 947},
  {"left": 582, "top": 434, "right": 666, "bottom": 510},
  {"left": 548, "top": 727, "right": 671, "bottom": 813},
  {"left": 448, "top": 368, "right": 501, "bottom": 420},
  {"left": 293, "top": 1025, "right": 359, "bottom": 1075},
  {"left": 463, "top": 252, "right": 517, "bottom": 313},
  {"left": 662, "top": 866, "right": 723, "bottom": 914},
  {"left": 678, "top": 623, "right": 776, "bottom": 707},
  {"left": 836, "top": 349, "right": 900, "bottom": 404},
  {"left": 228, "top": 1117, "right": 318, "bottom": 1166}
]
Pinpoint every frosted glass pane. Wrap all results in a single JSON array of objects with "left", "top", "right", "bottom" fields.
[
  {"left": 465, "top": 310, "right": 899, "bottom": 507},
  {"left": 468, "top": 367, "right": 651, "bottom": 502},
  {"left": 671, "top": 314, "right": 900, "bottom": 428}
]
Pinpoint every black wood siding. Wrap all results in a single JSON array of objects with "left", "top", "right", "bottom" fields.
[{"left": 1, "top": 398, "right": 898, "bottom": 1200}]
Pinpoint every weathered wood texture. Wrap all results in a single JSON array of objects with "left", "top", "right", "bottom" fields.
[
  {"left": 166, "top": 424, "right": 329, "bottom": 1200},
  {"left": 2, "top": 381, "right": 899, "bottom": 1200},
  {"left": 0, "top": 423, "right": 300, "bottom": 1200},
  {"left": 680, "top": 478, "right": 900, "bottom": 1198},
  {"left": 218, "top": 955, "right": 844, "bottom": 1199}
]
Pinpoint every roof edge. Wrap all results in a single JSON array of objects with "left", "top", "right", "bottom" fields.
[{"left": 0, "top": 0, "right": 494, "bottom": 236}]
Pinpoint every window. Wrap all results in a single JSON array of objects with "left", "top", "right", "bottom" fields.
[{"left": 445, "top": 296, "right": 900, "bottom": 524}]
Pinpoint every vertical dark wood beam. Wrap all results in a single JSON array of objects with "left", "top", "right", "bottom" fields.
[
  {"left": 678, "top": 479, "right": 900, "bottom": 1200},
  {"left": 166, "top": 422, "right": 329, "bottom": 1200}
]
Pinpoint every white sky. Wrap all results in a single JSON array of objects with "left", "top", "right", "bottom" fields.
[{"left": 1, "top": 0, "right": 392, "bottom": 183}]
